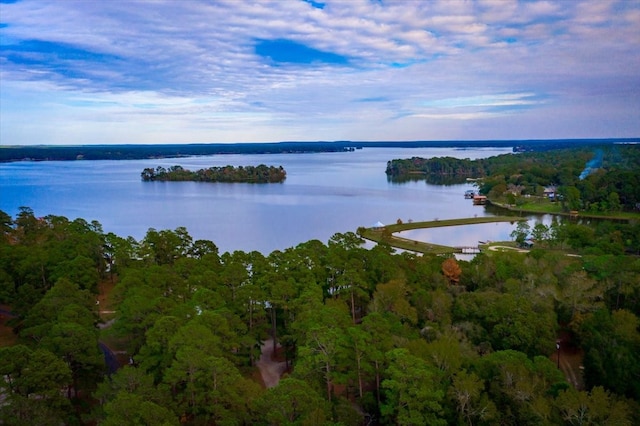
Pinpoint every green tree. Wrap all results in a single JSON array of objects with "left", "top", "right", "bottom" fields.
[
  {"left": 20, "top": 278, "right": 95, "bottom": 342},
  {"left": 164, "top": 347, "right": 258, "bottom": 424},
  {"left": 369, "top": 279, "right": 417, "bottom": 325},
  {"left": 531, "top": 223, "right": 550, "bottom": 244},
  {"left": 140, "top": 227, "right": 192, "bottom": 265},
  {"left": 474, "top": 350, "right": 566, "bottom": 425},
  {"left": 579, "top": 309, "right": 640, "bottom": 399},
  {"left": 345, "top": 325, "right": 372, "bottom": 400},
  {"left": 42, "top": 321, "right": 104, "bottom": 398},
  {"left": 137, "top": 315, "right": 183, "bottom": 383},
  {"left": 423, "top": 330, "right": 475, "bottom": 376},
  {"left": 510, "top": 221, "right": 531, "bottom": 247},
  {"left": 554, "top": 386, "right": 632, "bottom": 426},
  {"left": 453, "top": 291, "right": 557, "bottom": 356},
  {"left": 0, "top": 346, "right": 73, "bottom": 425},
  {"left": 381, "top": 348, "right": 446, "bottom": 426},
  {"left": 0, "top": 209, "right": 13, "bottom": 238},
  {"left": 326, "top": 233, "right": 369, "bottom": 323},
  {"left": 51, "top": 255, "right": 100, "bottom": 291},
  {"left": 361, "top": 312, "right": 396, "bottom": 410},
  {"left": 449, "top": 370, "right": 497, "bottom": 426},
  {"left": 260, "top": 249, "right": 306, "bottom": 354},
  {"left": 606, "top": 191, "right": 621, "bottom": 212},
  {"left": 293, "top": 301, "right": 350, "bottom": 401},
  {"left": 254, "top": 378, "right": 329, "bottom": 425},
  {"left": 560, "top": 186, "right": 582, "bottom": 211},
  {"left": 101, "top": 391, "right": 178, "bottom": 426},
  {"left": 94, "top": 366, "right": 166, "bottom": 407},
  {"left": 557, "top": 270, "right": 603, "bottom": 324},
  {"left": 103, "top": 232, "right": 137, "bottom": 280}
]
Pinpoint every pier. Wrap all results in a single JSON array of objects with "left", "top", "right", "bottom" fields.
[{"left": 455, "top": 246, "right": 482, "bottom": 254}]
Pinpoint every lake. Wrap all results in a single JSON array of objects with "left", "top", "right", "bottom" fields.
[{"left": 0, "top": 146, "right": 543, "bottom": 254}]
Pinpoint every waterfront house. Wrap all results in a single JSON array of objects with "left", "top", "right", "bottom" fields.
[{"left": 543, "top": 186, "right": 557, "bottom": 199}]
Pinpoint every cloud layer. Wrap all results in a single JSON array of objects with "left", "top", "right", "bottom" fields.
[{"left": 1, "top": 0, "right": 639, "bottom": 144}]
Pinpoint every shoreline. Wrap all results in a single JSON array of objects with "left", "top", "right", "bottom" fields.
[{"left": 488, "top": 200, "right": 639, "bottom": 222}]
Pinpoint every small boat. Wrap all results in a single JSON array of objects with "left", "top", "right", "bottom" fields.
[{"left": 464, "top": 190, "right": 476, "bottom": 199}]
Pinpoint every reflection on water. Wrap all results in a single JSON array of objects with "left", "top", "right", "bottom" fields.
[
  {"left": 0, "top": 146, "right": 552, "bottom": 254},
  {"left": 400, "top": 222, "right": 519, "bottom": 248},
  {"left": 387, "top": 175, "right": 469, "bottom": 186}
]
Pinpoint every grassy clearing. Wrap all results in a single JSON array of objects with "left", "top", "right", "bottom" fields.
[
  {"left": 384, "top": 216, "right": 525, "bottom": 233},
  {"left": 516, "top": 202, "right": 563, "bottom": 214},
  {"left": 375, "top": 234, "right": 457, "bottom": 255},
  {"left": 491, "top": 198, "right": 640, "bottom": 221},
  {"left": 483, "top": 243, "right": 524, "bottom": 253}
]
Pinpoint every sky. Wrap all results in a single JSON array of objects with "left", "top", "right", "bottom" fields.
[{"left": 1, "top": 0, "right": 639, "bottom": 145}]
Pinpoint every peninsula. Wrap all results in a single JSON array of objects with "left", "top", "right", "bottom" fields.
[{"left": 358, "top": 216, "right": 526, "bottom": 254}]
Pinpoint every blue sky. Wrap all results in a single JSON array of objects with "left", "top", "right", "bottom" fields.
[{"left": 1, "top": 0, "right": 639, "bottom": 145}]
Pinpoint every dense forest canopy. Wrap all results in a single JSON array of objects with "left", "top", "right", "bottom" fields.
[
  {"left": 386, "top": 145, "right": 640, "bottom": 212},
  {"left": 0, "top": 206, "right": 639, "bottom": 425},
  {"left": 141, "top": 164, "right": 287, "bottom": 183}
]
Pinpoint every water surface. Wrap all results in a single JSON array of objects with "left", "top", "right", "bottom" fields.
[{"left": 1, "top": 147, "right": 536, "bottom": 253}]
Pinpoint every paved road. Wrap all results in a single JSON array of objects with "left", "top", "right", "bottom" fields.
[{"left": 99, "top": 342, "right": 121, "bottom": 375}]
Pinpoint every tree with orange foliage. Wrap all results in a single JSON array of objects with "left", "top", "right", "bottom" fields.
[{"left": 442, "top": 258, "right": 462, "bottom": 285}]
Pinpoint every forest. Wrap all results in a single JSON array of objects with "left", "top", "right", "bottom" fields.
[
  {"left": 385, "top": 144, "right": 640, "bottom": 213},
  {"left": 0, "top": 206, "right": 639, "bottom": 425},
  {"left": 140, "top": 165, "right": 287, "bottom": 183}
]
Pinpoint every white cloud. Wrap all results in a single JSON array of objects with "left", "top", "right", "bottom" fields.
[
  {"left": 0, "top": 0, "right": 638, "bottom": 144},
  {"left": 421, "top": 93, "right": 542, "bottom": 109}
]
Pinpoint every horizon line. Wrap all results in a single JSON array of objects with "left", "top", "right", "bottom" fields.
[{"left": 2, "top": 137, "right": 639, "bottom": 148}]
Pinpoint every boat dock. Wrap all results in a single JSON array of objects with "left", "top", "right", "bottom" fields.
[{"left": 455, "top": 246, "right": 482, "bottom": 254}]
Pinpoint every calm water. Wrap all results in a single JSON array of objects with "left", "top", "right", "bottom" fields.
[{"left": 0, "top": 147, "right": 540, "bottom": 254}]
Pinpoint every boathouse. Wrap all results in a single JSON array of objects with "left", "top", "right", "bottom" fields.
[{"left": 473, "top": 195, "right": 487, "bottom": 205}]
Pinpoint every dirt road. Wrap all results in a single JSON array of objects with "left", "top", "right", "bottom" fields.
[{"left": 256, "top": 338, "right": 287, "bottom": 388}]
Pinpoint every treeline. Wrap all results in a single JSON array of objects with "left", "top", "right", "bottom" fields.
[
  {"left": 141, "top": 164, "right": 286, "bottom": 183},
  {"left": 1, "top": 139, "right": 632, "bottom": 162},
  {"left": 386, "top": 145, "right": 640, "bottom": 212},
  {"left": 0, "top": 142, "right": 356, "bottom": 162},
  {"left": 386, "top": 156, "right": 486, "bottom": 183},
  {"left": 1, "top": 208, "right": 639, "bottom": 424}
]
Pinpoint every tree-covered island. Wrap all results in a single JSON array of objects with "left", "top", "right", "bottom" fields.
[
  {"left": 141, "top": 164, "right": 287, "bottom": 183},
  {"left": 386, "top": 145, "right": 640, "bottom": 216}
]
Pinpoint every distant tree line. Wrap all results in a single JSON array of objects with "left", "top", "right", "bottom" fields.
[
  {"left": 386, "top": 145, "right": 640, "bottom": 212},
  {"left": 0, "top": 143, "right": 356, "bottom": 162},
  {"left": 141, "top": 164, "right": 286, "bottom": 183},
  {"left": 1, "top": 139, "right": 633, "bottom": 162},
  {"left": 386, "top": 156, "right": 486, "bottom": 183},
  {"left": 1, "top": 207, "right": 639, "bottom": 424}
]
